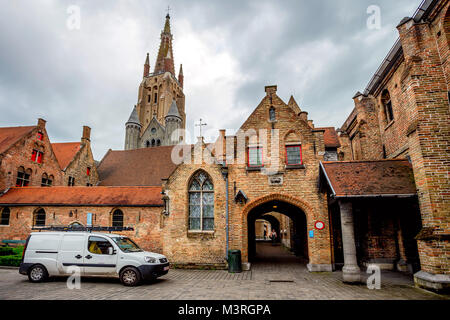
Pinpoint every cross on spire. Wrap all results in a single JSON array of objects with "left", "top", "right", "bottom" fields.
[
  {"left": 166, "top": 5, "right": 171, "bottom": 17},
  {"left": 195, "top": 118, "right": 207, "bottom": 138}
]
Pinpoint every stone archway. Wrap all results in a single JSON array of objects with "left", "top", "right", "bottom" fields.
[{"left": 242, "top": 193, "right": 315, "bottom": 264}]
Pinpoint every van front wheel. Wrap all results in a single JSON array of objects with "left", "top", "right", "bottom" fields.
[
  {"left": 120, "top": 267, "right": 141, "bottom": 286},
  {"left": 28, "top": 264, "right": 48, "bottom": 283}
]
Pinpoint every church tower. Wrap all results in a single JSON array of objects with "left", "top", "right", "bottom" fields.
[{"left": 125, "top": 13, "right": 186, "bottom": 150}]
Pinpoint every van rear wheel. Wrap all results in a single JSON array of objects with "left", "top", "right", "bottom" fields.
[
  {"left": 28, "top": 264, "right": 48, "bottom": 283},
  {"left": 120, "top": 267, "right": 141, "bottom": 286}
]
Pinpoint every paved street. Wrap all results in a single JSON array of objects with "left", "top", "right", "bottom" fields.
[{"left": 0, "top": 243, "right": 448, "bottom": 300}]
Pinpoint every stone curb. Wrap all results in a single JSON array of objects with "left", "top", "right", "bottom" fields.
[{"left": 0, "top": 266, "right": 19, "bottom": 270}]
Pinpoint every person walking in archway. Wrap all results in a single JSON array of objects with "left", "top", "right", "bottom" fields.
[{"left": 271, "top": 229, "right": 277, "bottom": 245}]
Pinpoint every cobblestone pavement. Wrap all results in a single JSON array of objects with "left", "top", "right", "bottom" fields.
[{"left": 0, "top": 243, "right": 448, "bottom": 300}]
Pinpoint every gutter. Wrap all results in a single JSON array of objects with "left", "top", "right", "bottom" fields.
[
  {"left": 319, "top": 162, "right": 337, "bottom": 197},
  {"left": 0, "top": 203, "right": 164, "bottom": 207},
  {"left": 363, "top": 0, "right": 438, "bottom": 96},
  {"left": 332, "top": 194, "right": 417, "bottom": 199}
]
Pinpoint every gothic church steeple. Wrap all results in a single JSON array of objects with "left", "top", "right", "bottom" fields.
[{"left": 154, "top": 14, "right": 175, "bottom": 75}]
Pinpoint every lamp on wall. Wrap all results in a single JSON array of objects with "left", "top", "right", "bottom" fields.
[{"left": 161, "top": 191, "right": 170, "bottom": 216}]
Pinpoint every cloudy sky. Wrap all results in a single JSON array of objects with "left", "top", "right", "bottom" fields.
[{"left": 0, "top": 0, "right": 420, "bottom": 159}]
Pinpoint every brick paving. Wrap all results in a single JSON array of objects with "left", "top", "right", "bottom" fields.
[{"left": 0, "top": 243, "right": 448, "bottom": 300}]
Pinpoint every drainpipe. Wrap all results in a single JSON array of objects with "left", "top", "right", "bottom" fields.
[{"left": 221, "top": 165, "right": 229, "bottom": 261}]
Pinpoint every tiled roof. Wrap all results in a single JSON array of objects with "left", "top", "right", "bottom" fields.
[
  {"left": 320, "top": 159, "right": 416, "bottom": 198},
  {"left": 315, "top": 127, "right": 341, "bottom": 148},
  {"left": 52, "top": 142, "right": 82, "bottom": 170},
  {"left": 0, "top": 126, "right": 35, "bottom": 154},
  {"left": 0, "top": 186, "right": 163, "bottom": 206},
  {"left": 97, "top": 146, "right": 178, "bottom": 186}
]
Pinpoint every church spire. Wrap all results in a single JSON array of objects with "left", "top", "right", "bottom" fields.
[
  {"left": 154, "top": 14, "right": 175, "bottom": 75},
  {"left": 143, "top": 53, "right": 150, "bottom": 78},
  {"left": 178, "top": 64, "right": 184, "bottom": 88}
]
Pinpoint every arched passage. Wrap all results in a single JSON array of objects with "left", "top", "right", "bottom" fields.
[
  {"left": 246, "top": 198, "right": 308, "bottom": 263},
  {"left": 260, "top": 214, "right": 280, "bottom": 242}
]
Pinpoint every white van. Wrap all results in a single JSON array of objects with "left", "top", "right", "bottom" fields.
[{"left": 19, "top": 231, "right": 169, "bottom": 286}]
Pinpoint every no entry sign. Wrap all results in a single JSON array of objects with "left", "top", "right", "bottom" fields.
[{"left": 315, "top": 221, "right": 325, "bottom": 230}]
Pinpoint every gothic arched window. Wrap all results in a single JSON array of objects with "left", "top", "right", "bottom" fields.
[
  {"left": 151, "top": 139, "right": 156, "bottom": 147},
  {"left": 112, "top": 209, "right": 124, "bottom": 227},
  {"left": 188, "top": 171, "right": 214, "bottom": 231},
  {"left": 146, "top": 140, "right": 150, "bottom": 148},
  {"left": 156, "top": 139, "right": 161, "bottom": 146},
  {"left": 269, "top": 107, "right": 276, "bottom": 122}
]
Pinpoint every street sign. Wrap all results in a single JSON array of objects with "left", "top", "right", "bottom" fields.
[{"left": 315, "top": 221, "right": 325, "bottom": 230}]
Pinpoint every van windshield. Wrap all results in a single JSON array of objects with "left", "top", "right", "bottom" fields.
[{"left": 111, "top": 237, "right": 143, "bottom": 253}]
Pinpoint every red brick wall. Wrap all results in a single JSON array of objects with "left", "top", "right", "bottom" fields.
[
  {"left": 0, "top": 125, "right": 63, "bottom": 191},
  {"left": 0, "top": 205, "right": 163, "bottom": 254}
]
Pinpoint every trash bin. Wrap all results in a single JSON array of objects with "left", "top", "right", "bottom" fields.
[{"left": 228, "top": 249, "right": 242, "bottom": 273}]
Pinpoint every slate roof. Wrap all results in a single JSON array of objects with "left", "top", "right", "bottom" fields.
[
  {"left": 52, "top": 142, "right": 82, "bottom": 170},
  {"left": 166, "top": 100, "right": 181, "bottom": 118},
  {"left": 0, "top": 186, "right": 163, "bottom": 206},
  {"left": 126, "top": 106, "right": 141, "bottom": 125},
  {"left": 97, "top": 146, "right": 178, "bottom": 186},
  {"left": 0, "top": 126, "right": 35, "bottom": 154},
  {"left": 315, "top": 127, "right": 341, "bottom": 148},
  {"left": 320, "top": 159, "right": 416, "bottom": 198}
]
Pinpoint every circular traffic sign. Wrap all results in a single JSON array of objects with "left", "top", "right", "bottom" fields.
[{"left": 315, "top": 221, "right": 325, "bottom": 230}]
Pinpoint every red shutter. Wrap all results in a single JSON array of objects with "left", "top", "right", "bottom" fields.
[
  {"left": 31, "top": 150, "right": 37, "bottom": 162},
  {"left": 37, "top": 152, "right": 43, "bottom": 164}
]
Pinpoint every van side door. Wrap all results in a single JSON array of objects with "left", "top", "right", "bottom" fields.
[
  {"left": 84, "top": 236, "right": 118, "bottom": 275},
  {"left": 58, "top": 234, "right": 87, "bottom": 275}
]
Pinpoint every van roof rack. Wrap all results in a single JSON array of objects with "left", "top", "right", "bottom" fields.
[{"left": 31, "top": 226, "right": 134, "bottom": 233}]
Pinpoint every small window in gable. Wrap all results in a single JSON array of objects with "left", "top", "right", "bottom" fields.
[
  {"left": 286, "top": 145, "right": 302, "bottom": 165},
  {"left": 248, "top": 147, "right": 263, "bottom": 167},
  {"left": 31, "top": 150, "right": 44, "bottom": 163},
  {"left": 269, "top": 107, "right": 276, "bottom": 122},
  {"left": 68, "top": 176, "right": 75, "bottom": 186},
  {"left": 36, "top": 132, "right": 44, "bottom": 141}
]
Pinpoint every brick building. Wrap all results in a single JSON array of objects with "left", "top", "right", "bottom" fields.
[
  {"left": 0, "top": 1, "right": 448, "bottom": 293},
  {"left": 0, "top": 118, "right": 63, "bottom": 191},
  {"left": 52, "top": 126, "right": 99, "bottom": 187}
]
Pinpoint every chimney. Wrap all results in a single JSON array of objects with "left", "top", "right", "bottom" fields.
[
  {"left": 37, "top": 118, "right": 46, "bottom": 130},
  {"left": 299, "top": 111, "right": 308, "bottom": 122},
  {"left": 265, "top": 85, "right": 277, "bottom": 96},
  {"left": 81, "top": 126, "right": 91, "bottom": 144},
  {"left": 217, "top": 129, "right": 226, "bottom": 164}
]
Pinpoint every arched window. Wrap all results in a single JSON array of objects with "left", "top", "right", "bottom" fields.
[
  {"left": 269, "top": 107, "right": 276, "bottom": 122},
  {"left": 33, "top": 209, "right": 46, "bottom": 227},
  {"left": 188, "top": 171, "right": 214, "bottom": 231},
  {"left": 0, "top": 207, "right": 10, "bottom": 226},
  {"left": 16, "top": 167, "right": 31, "bottom": 187},
  {"left": 151, "top": 139, "right": 156, "bottom": 147},
  {"left": 112, "top": 209, "right": 124, "bottom": 227},
  {"left": 156, "top": 139, "right": 161, "bottom": 146},
  {"left": 381, "top": 90, "right": 394, "bottom": 123},
  {"left": 146, "top": 140, "right": 150, "bottom": 148},
  {"left": 41, "top": 173, "right": 53, "bottom": 187}
]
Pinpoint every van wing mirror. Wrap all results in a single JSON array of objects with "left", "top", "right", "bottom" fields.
[{"left": 108, "top": 247, "right": 117, "bottom": 255}]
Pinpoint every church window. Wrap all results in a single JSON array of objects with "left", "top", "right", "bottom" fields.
[
  {"left": 269, "top": 107, "right": 276, "bottom": 122},
  {"left": 41, "top": 173, "right": 53, "bottom": 187},
  {"left": 16, "top": 167, "right": 31, "bottom": 187},
  {"left": 112, "top": 209, "right": 124, "bottom": 227},
  {"left": 151, "top": 128, "right": 157, "bottom": 134},
  {"left": 148, "top": 95, "right": 151, "bottom": 103},
  {"left": 188, "top": 171, "right": 214, "bottom": 231},
  {"left": 0, "top": 207, "right": 10, "bottom": 226},
  {"left": 154, "top": 92, "right": 158, "bottom": 104},
  {"left": 286, "top": 145, "right": 302, "bottom": 165},
  {"left": 68, "top": 176, "right": 75, "bottom": 186},
  {"left": 381, "top": 90, "right": 394, "bottom": 124},
  {"left": 156, "top": 139, "right": 161, "bottom": 146},
  {"left": 151, "top": 139, "right": 156, "bottom": 147},
  {"left": 248, "top": 147, "right": 263, "bottom": 167},
  {"left": 33, "top": 209, "right": 46, "bottom": 227},
  {"left": 146, "top": 140, "right": 150, "bottom": 148}
]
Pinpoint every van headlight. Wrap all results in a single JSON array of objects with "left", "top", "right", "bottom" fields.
[{"left": 144, "top": 256, "right": 157, "bottom": 263}]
